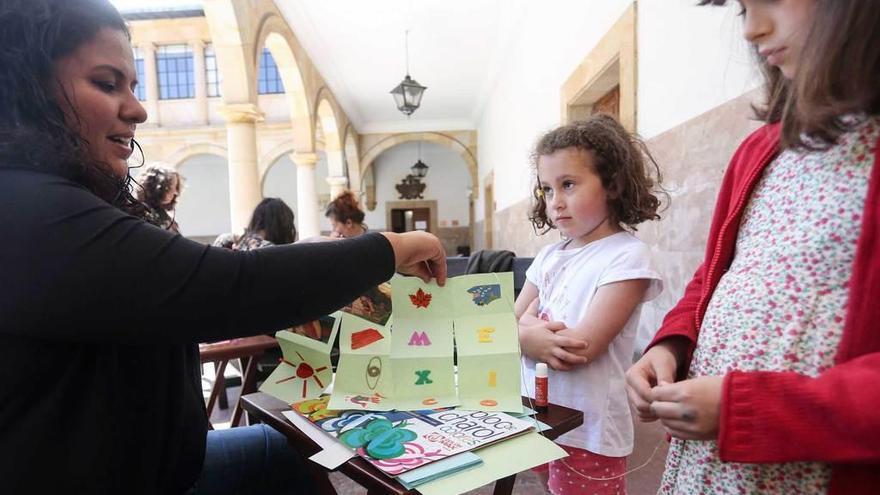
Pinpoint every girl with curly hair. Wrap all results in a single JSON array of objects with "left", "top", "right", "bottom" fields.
[{"left": 515, "top": 114, "right": 665, "bottom": 494}]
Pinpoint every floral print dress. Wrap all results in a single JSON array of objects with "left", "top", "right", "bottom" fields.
[{"left": 660, "top": 117, "right": 879, "bottom": 494}]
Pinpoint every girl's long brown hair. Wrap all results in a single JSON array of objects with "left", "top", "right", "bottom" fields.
[{"left": 700, "top": 0, "right": 880, "bottom": 150}]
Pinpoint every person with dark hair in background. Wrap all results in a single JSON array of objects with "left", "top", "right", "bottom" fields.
[
  {"left": 136, "top": 163, "right": 183, "bottom": 232},
  {"left": 0, "top": 1, "right": 447, "bottom": 492},
  {"left": 213, "top": 197, "right": 297, "bottom": 250}
]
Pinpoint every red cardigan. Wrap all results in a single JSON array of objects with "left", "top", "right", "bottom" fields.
[{"left": 649, "top": 122, "right": 880, "bottom": 494}]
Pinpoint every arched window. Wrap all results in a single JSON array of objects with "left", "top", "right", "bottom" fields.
[{"left": 257, "top": 48, "right": 285, "bottom": 94}]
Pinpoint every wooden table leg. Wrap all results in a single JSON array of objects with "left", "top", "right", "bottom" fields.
[
  {"left": 307, "top": 461, "right": 338, "bottom": 495},
  {"left": 493, "top": 474, "right": 517, "bottom": 495},
  {"left": 231, "top": 355, "right": 260, "bottom": 427}
]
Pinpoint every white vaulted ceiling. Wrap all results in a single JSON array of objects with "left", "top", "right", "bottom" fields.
[{"left": 273, "top": 0, "right": 528, "bottom": 133}]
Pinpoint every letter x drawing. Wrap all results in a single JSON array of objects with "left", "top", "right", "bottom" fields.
[{"left": 414, "top": 370, "right": 433, "bottom": 385}]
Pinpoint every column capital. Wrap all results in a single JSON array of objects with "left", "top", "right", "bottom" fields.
[
  {"left": 291, "top": 152, "right": 320, "bottom": 167},
  {"left": 325, "top": 175, "right": 348, "bottom": 187},
  {"left": 140, "top": 42, "right": 157, "bottom": 54},
  {"left": 218, "top": 103, "right": 264, "bottom": 124},
  {"left": 190, "top": 39, "right": 206, "bottom": 50}
]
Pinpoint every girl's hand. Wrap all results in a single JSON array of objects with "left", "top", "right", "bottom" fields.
[
  {"left": 649, "top": 376, "right": 724, "bottom": 440},
  {"left": 518, "top": 321, "right": 589, "bottom": 371},
  {"left": 381, "top": 231, "right": 447, "bottom": 286},
  {"left": 626, "top": 337, "right": 687, "bottom": 422}
]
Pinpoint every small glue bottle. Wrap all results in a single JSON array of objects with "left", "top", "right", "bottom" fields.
[{"left": 535, "top": 362, "right": 549, "bottom": 412}]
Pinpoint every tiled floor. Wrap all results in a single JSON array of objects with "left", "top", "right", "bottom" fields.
[{"left": 210, "top": 384, "right": 668, "bottom": 494}]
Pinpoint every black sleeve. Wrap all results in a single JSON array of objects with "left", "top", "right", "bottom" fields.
[{"left": 0, "top": 170, "right": 395, "bottom": 344}]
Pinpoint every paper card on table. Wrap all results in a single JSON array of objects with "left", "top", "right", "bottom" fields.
[
  {"left": 287, "top": 311, "right": 342, "bottom": 352},
  {"left": 396, "top": 452, "right": 483, "bottom": 489},
  {"left": 260, "top": 330, "right": 332, "bottom": 403},
  {"left": 280, "top": 410, "right": 356, "bottom": 469},
  {"left": 510, "top": 405, "right": 538, "bottom": 418},
  {"left": 456, "top": 354, "right": 522, "bottom": 412},
  {"left": 415, "top": 432, "right": 568, "bottom": 495},
  {"left": 392, "top": 277, "right": 453, "bottom": 319},
  {"left": 449, "top": 272, "right": 515, "bottom": 316},
  {"left": 291, "top": 395, "right": 534, "bottom": 477}
]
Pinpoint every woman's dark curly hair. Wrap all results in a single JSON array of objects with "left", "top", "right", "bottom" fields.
[
  {"left": 245, "top": 198, "right": 297, "bottom": 245},
  {"left": 136, "top": 164, "right": 182, "bottom": 210},
  {"left": 0, "top": 0, "right": 145, "bottom": 216},
  {"left": 528, "top": 114, "right": 665, "bottom": 234},
  {"left": 324, "top": 190, "right": 365, "bottom": 225}
]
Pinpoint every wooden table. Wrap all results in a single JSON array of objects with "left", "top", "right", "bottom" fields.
[{"left": 241, "top": 392, "right": 583, "bottom": 495}]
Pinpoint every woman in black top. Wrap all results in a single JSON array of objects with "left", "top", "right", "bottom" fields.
[{"left": 0, "top": 1, "right": 446, "bottom": 493}]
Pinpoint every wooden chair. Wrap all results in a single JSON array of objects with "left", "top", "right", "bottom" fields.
[{"left": 199, "top": 335, "right": 279, "bottom": 428}]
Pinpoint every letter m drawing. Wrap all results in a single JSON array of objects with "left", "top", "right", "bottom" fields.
[{"left": 408, "top": 331, "right": 432, "bottom": 346}]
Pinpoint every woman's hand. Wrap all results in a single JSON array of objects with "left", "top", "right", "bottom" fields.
[
  {"left": 381, "top": 231, "right": 447, "bottom": 286},
  {"left": 626, "top": 337, "right": 688, "bottom": 422},
  {"left": 518, "top": 320, "right": 589, "bottom": 371},
  {"left": 649, "top": 376, "right": 723, "bottom": 440}
]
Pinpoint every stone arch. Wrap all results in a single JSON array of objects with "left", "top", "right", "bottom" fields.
[
  {"left": 166, "top": 143, "right": 229, "bottom": 168},
  {"left": 258, "top": 139, "right": 297, "bottom": 183},
  {"left": 202, "top": 0, "right": 256, "bottom": 103},
  {"left": 254, "top": 14, "right": 313, "bottom": 152},
  {"left": 360, "top": 132, "right": 478, "bottom": 201}
]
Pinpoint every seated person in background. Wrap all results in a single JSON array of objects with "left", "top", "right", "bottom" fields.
[
  {"left": 136, "top": 163, "right": 183, "bottom": 233},
  {"left": 213, "top": 197, "right": 296, "bottom": 250},
  {"left": 325, "top": 190, "right": 368, "bottom": 238}
]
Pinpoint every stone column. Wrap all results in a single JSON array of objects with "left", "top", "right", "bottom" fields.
[
  {"left": 325, "top": 176, "right": 349, "bottom": 201},
  {"left": 141, "top": 43, "right": 160, "bottom": 125},
  {"left": 292, "top": 152, "right": 321, "bottom": 239},
  {"left": 218, "top": 104, "right": 264, "bottom": 233},
  {"left": 191, "top": 40, "right": 208, "bottom": 125}
]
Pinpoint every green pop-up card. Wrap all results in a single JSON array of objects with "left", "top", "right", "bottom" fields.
[
  {"left": 260, "top": 313, "right": 340, "bottom": 404},
  {"left": 327, "top": 273, "right": 523, "bottom": 412},
  {"left": 328, "top": 312, "right": 395, "bottom": 410}
]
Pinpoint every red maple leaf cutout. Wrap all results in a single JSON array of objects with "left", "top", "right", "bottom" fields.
[{"left": 409, "top": 288, "right": 432, "bottom": 308}]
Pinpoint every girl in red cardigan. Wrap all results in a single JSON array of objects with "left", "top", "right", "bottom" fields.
[{"left": 626, "top": 1, "right": 880, "bottom": 494}]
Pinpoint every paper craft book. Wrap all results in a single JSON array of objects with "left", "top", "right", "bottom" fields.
[
  {"left": 291, "top": 395, "right": 534, "bottom": 476},
  {"left": 330, "top": 272, "right": 524, "bottom": 413}
]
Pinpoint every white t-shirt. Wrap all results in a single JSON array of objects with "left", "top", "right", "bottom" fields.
[{"left": 522, "top": 232, "right": 662, "bottom": 457}]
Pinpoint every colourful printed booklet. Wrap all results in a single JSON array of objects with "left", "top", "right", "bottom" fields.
[{"left": 291, "top": 395, "right": 534, "bottom": 476}]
